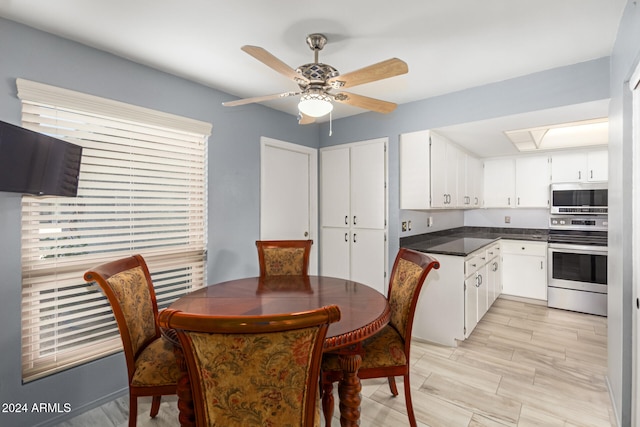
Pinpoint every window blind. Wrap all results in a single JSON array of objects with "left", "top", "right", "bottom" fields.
[{"left": 18, "top": 79, "right": 211, "bottom": 381}]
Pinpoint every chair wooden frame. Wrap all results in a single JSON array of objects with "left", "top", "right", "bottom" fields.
[
  {"left": 255, "top": 239, "right": 313, "bottom": 276},
  {"left": 158, "top": 305, "right": 341, "bottom": 427},
  {"left": 320, "top": 248, "right": 439, "bottom": 427},
  {"left": 84, "top": 255, "right": 177, "bottom": 427}
]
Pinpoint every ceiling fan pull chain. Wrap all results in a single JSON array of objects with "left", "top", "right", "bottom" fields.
[{"left": 329, "top": 110, "right": 333, "bottom": 136}]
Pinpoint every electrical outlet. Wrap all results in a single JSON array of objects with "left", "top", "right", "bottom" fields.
[
  {"left": 505, "top": 216, "right": 511, "bottom": 224},
  {"left": 402, "top": 221, "right": 408, "bottom": 232}
]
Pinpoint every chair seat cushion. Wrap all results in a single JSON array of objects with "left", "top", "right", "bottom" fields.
[
  {"left": 131, "top": 337, "right": 180, "bottom": 387},
  {"left": 322, "top": 325, "right": 407, "bottom": 372}
]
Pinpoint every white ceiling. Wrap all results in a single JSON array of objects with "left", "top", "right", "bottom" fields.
[{"left": 0, "top": 0, "right": 626, "bottom": 156}]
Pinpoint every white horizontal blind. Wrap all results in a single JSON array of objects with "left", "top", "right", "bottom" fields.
[{"left": 18, "top": 79, "right": 211, "bottom": 381}]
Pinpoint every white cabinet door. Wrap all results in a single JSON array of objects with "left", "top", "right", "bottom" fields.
[
  {"left": 464, "top": 273, "right": 478, "bottom": 338},
  {"left": 501, "top": 240, "right": 547, "bottom": 300},
  {"left": 477, "top": 265, "right": 489, "bottom": 321},
  {"left": 551, "top": 152, "right": 586, "bottom": 183},
  {"left": 351, "top": 142, "right": 386, "bottom": 229},
  {"left": 515, "top": 156, "right": 550, "bottom": 207},
  {"left": 399, "top": 130, "right": 430, "bottom": 209},
  {"left": 483, "top": 158, "right": 515, "bottom": 207},
  {"left": 320, "top": 227, "right": 350, "bottom": 280},
  {"left": 487, "top": 251, "right": 501, "bottom": 304},
  {"left": 587, "top": 150, "right": 608, "bottom": 181},
  {"left": 350, "top": 229, "right": 386, "bottom": 294},
  {"left": 320, "top": 148, "right": 350, "bottom": 227},
  {"left": 467, "top": 155, "right": 484, "bottom": 208},
  {"left": 430, "top": 132, "right": 459, "bottom": 207}
]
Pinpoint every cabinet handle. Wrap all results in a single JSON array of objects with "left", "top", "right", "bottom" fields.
[
  {"left": 344, "top": 232, "right": 348, "bottom": 242},
  {"left": 578, "top": 171, "right": 582, "bottom": 180},
  {"left": 353, "top": 233, "right": 357, "bottom": 243},
  {"left": 540, "top": 261, "right": 543, "bottom": 270},
  {"left": 508, "top": 197, "right": 511, "bottom": 205},
  {"left": 517, "top": 197, "right": 520, "bottom": 205},
  {"left": 591, "top": 170, "right": 594, "bottom": 179},
  {"left": 474, "top": 197, "right": 479, "bottom": 205},
  {"left": 353, "top": 215, "right": 357, "bottom": 225},
  {"left": 492, "top": 262, "right": 498, "bottom": 272},
  {"left": 345, "top": 215, "right": 348, "bottom": 225}
]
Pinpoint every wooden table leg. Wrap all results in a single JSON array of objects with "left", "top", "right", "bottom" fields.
[
  {"left": 337, "top": 353, "right": 362, "bottom": 427},
  {"left": 173, "top": 346, "right": 196, "bottom": 427}
]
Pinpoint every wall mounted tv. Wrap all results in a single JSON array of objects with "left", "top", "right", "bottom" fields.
[{"left": 0, "top": 120, "right": 82, "bottom": 197}]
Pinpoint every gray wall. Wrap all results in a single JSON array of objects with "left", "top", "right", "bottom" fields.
[
  {"left": 0, "top": 12, "right": 628, "bottom": 427},
  {"left": 0, "top": 18, "right": 318, "bottom": 427},
  {"left": 608, "top": 1, "right": 640, "bottom": 425}
]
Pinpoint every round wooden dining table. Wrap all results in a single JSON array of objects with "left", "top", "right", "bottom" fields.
[{"left": 164, "top": 275, "right": 390, "bottom": 427}]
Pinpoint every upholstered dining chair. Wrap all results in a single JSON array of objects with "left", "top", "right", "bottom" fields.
[
  {"left": 256, "top": 239, "right": 313, "bottom": 276},
  {"left": 158, "top": 305, "right": 341, "bottom": 427},
  {"left": 320, "top": 248, "right": 440, "bottom": 427},
  {"left": 84, "top": 255, "right": 180, "bottom": 427}
]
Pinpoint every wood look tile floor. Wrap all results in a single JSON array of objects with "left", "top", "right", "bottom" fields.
[{"left": 54, "top": 298, "right": 615, "bottom": 427}]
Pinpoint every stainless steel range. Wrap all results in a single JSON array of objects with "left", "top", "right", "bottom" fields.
[{"left": 547, "top": 215, "right": 608, "bottom": 316}]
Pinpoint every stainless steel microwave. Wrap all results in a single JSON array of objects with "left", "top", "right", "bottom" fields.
[{"left": 550, "top": 182, "right": 608, "bottom": 214}]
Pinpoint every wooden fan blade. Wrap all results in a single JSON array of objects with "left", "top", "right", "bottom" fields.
[
  {"left": 222, "top": 92, "right": 300, "bottom": 107},
  {"left": 328, "top": 58, "right": 408, "bottom": 89},
  {"left": 334, "top": 92, "right": 397, "bottom": 114},
  {"left": 241, "top": 45, "right": 309, "bottom": 83},
  {"left": 298, "top": 113, "right": 316, "bottom": 125}
]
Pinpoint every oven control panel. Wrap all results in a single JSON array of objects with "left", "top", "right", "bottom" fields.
[{"left": 549, "top": 215, "right": 608, "bottom": 231}]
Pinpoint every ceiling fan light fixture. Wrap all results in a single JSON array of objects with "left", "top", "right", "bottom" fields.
[{"left": 298, "top": 93, "right": 333, "bottom": 117}]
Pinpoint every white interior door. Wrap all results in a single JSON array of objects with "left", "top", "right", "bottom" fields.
[{"left": 260, "top": 137, "right": 318, "bottom": 274}]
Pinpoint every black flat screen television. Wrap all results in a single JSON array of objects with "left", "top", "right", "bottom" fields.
[{"left": 0, "top": 120, "right": 82, "bottom": 197}]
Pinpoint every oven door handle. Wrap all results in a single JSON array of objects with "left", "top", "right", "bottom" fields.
[{"left": 548, "top": 242, "right": 608, "bottom": 253}]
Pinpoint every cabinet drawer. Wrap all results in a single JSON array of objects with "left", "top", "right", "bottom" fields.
[
  {"left": 501, "top": 240, "right": 547, "bottom": 256},
  {"left": 485, "top": 243, "right": 500, "bottom": 260},
  {"left": 465, "top": 253, "right": 485, "bottom": 277}
]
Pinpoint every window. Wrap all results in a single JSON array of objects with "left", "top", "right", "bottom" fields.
[{"left": 18, "top": 79, "right": 211, "bottom": 381}]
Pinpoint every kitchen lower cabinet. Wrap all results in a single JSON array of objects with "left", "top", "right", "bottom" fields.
[
  {"left": 413, "top": 243, "right": 500, "bottom": 346},
  {"left": 412, "top": 254, "right": 465, "bottom": 347},
  {"left": 501, "top": 240, "right": 547, "bottom": 301}
]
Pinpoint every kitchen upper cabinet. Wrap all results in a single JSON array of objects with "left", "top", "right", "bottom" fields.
[
  {"left": 515, "top": 156, "right": 550, "bottom": 207},
  {"left": 501, "top": 240, "right": 547, "bottom": 301},
  {"left": 320, "top": 139, "right": 388, "bottom": 294},
  {"left": 430, "top": 132, "right": 460, "bottom": 208},
  {"left": 483, "top": 156, "right": 550, "bottom": 208},
  {"left": 483, "top": 158, "right": 515, "bottom": 208},
  {"left": 399, "top": 130, "right": 430, "bottom": 209},
  {"left": 550, "top": 150, "right": 608, "bottom": 183}
]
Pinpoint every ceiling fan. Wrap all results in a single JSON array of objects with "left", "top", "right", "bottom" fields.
[{"left": 222, "top": 34, "right": 409, "bottom": 124}]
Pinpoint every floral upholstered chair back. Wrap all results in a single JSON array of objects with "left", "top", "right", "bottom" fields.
[
  {"left": 158, "top": 305, "right": 341, "bottom": 427},
  {"left": 388, "top": 249, "right": 440, "bottom": 342},
  {"left": 105, "top": 265, "right": 158, "bottom": 356},
  {"left": 256, "top": 240, "right": 313, "bottom": 276}
]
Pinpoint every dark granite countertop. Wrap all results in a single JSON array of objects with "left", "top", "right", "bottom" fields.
[{"left": 400, "top": 226, "right": 548, "bottom": 256}]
